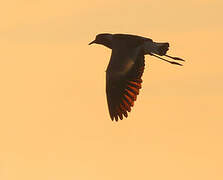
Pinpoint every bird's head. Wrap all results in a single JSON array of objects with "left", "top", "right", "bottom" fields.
[{"left": 89, "top": 33, "right": 113, "bottom": 49}]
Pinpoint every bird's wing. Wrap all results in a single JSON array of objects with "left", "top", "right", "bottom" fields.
[{"left": 106, "top": 36, "right": 145, "bottom": 121}]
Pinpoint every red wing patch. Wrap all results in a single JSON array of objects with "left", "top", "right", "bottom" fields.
[{"left": 106, "top": 52, "right": 145, "bottom": 121}]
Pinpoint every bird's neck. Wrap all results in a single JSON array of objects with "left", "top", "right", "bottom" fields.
[{"left": 101, "top": 40, "right": 112, "bottom": 49}]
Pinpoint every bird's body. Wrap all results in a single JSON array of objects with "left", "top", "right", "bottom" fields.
[{"left": 89, "top": 33, "right": 184, "bottom": 121}]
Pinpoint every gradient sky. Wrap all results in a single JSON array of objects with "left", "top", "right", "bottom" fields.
[{"left": 0, "top": 0, "right": 223, "bottom": 180}]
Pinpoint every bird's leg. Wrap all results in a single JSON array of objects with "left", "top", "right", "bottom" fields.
[
  {"left": 149, "top": 53, "right": 183, "bottom": 66},
  {"left": 164, "top": 55, "right": 185, "bottom": 61}
]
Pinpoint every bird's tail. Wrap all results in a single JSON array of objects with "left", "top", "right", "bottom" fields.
[
  {"left": 144, "top": 41, "right": 185, "bottom": 66},
  {"left": 144, "top": 41, "right": 169, "bottom": 56},
  {"left": 154, "top": 42, "right": 169, "bottom": 56}
]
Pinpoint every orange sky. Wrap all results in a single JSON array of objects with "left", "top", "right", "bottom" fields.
[{"left": 0, "top": 0, "right": 223, "bottom": 180}]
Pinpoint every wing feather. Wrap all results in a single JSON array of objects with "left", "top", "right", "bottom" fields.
[{"left": 106, "top": 49, "right": 145, "bottom": 121}]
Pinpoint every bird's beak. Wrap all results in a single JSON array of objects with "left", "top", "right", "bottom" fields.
[{"left": 88, "top": 40, "right": 96, "bottom": 45}]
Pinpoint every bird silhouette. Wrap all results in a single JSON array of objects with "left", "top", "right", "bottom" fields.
[{"left": 89, "top": 33, "right": 184, "bottom": 121}]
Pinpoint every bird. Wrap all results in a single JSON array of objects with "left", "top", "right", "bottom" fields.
[{"left": 89, "top": 33, "right": 184, "bottom": 121}]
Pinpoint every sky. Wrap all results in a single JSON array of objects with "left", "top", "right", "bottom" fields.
[{"left": 0, "top": 0, "right": 223, "bottom": 179}]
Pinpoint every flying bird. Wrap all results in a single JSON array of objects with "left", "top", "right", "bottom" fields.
[{"left": 89, "top": 33, "right": 184, "bottom": 121}]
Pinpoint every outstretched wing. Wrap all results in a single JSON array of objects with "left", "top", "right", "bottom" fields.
[{"left": 106, "top": 48, "right": 145, "bottom": 121}]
